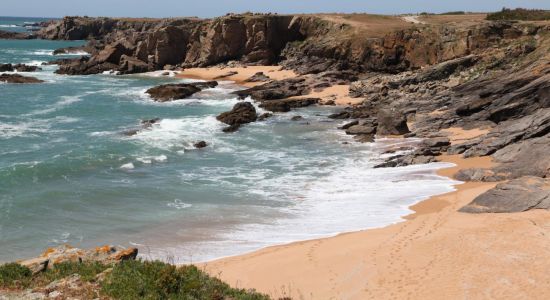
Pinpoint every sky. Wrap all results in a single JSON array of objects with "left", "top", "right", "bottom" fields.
[{"left": 1, "top": 0, "right": 549, "bottom": 18}]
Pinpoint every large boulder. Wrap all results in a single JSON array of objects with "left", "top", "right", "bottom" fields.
[
  {"left": 217, "top": 102, "right": 257, "bottom": 126},
  {"left": 0, "top": 74, "right": 44, "bottom": 83},
  {"left": 460, "top": 176, "right": 550, "bottom": 213},
  {"left": 146, "top": 81, "right": 218, "bottom": 102},
  {"left": 376, "top": 109, "right": 410, "bottom": 136}
]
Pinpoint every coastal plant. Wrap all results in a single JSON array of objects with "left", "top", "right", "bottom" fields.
[
  {"left": 487, "top": 8, "right": 550, "bottom": 21},
  {"left": 101, "top": 260, "right": 270, "bottom": 300},
  {"left": 0, "top": 263, "right": 32, "bottom": 288}
]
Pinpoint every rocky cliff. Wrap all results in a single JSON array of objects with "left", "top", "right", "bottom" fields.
[{"left": 41, "top": 14, "right": 542, "bottom": 76}]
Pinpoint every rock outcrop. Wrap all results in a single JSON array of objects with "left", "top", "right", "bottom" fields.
[
  {"left": 460, "top": 177, "right": 550, "bottom": 213},
  {"left": 216, "top": 102, "right": 257, "bottom": 132},
  {"left": 19, "top": 245, "right": 138, "bottom": 274},
  {"left": 146, "top": 81, "right": 218, "bottom": 102}
]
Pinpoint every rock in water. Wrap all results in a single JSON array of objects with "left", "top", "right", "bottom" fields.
[
  {"left": 0, "top": 74, "right": 44, "bottom": 84},
  {"left": 217, "top": 102, "right": 257, "bottom": 126},
  {"left": 0, "top": 63, "right": 14, "bottom": 72},
  {"left": 146, "top": 81, "right": 218, "bottom": 102},
  {"left": 460, "top": 176, "right": 550, "bottom": 213},
  {"left": 376, "top": 109, "right": 410, "bottom": 135},
  {"left": 194, "top": 141, "right": 208, "bottom": 148}
]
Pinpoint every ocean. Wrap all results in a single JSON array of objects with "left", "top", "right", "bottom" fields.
[{"left": 0, "top": 17, "right": 458, "bottom": 263}]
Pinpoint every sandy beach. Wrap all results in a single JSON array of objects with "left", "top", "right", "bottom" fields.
[
  {"left": 202, "top": 154, "right": 550, "bottom": 300},
  {"left": 177, "top": 66, "right": 362, "bottom": 105},
  {"left": 177, "top": 67, "right": 550, "bottom": 300}
]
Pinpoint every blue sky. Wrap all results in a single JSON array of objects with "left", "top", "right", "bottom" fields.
[{"left": 2, "top": 0, "right": 549, "bottom": 18}]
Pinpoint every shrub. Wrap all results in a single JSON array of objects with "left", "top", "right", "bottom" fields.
[
  {"left": 487, "top": 8, "right": 550, "bottom": 21},
  {"left": 0, "top": 263, "right": 32, "bottom": 288},
  {"left": 440, "top": 11, "right": 466, "bottom": 15},
  {"left": 101, "top": 260, "right": 269, "bottom": 300},
  {"left": 37, "top": 261, "right": 110, "bottom": 284}
]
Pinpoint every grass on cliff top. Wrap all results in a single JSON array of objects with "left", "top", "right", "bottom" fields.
[
  {"left": 487, "top": 8, "right": 550, "bottom": 21},
  {"left": 0, "top": 260, "right": 270, "bottom": 300}
]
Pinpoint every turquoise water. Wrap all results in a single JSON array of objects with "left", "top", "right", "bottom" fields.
[{"left": 0, "top": 18, "right": 458, "bottom": 263}]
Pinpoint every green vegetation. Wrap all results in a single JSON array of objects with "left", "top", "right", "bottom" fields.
[
  {"left": 487, "top": 8, "right": 550, "bottom": 21},
  {"left": 0, "top": 263, "right": 32, "bottom": 288},
  {"left": 0, "top": 260, "right": 270, "bottom": 299},
  {"left": 102, "top": 260, "right": 269, "bottom": 300}
]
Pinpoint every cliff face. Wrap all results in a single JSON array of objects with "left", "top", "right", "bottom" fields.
[
  {"left": 45, "top": 15, "right": 303, "bottom": 75},
  {"left": 42, "top": 14, "right": 542, "bottom": 76}
]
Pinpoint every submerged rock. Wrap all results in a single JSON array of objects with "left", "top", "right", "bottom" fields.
[
  {"left": 146, "top": 81, "right": 218, "bottom": 102},
  {"left": 0, "top": 74, "right": 44, "bottom": 83},
  {"left": 194, "top": 141, "right": 208, "bottom": 148}
]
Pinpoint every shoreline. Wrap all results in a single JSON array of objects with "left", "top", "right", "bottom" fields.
[{"left": 174, "top": 66, "right": 549, "bottom": 298}]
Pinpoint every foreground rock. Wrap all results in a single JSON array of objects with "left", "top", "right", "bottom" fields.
[
  {"left": 460, "top": 177, "right": 550, "bottom": 213},
  {"left": 217, "top": 102, "right": 257, "bottom": 132},
  {"left": 0, "top": 74, "right": 44, "bottom": 83},
  {"left": 19, "top": 245, "right": 138, "bottom": 274},
  {"left": 146, "top": 81, "right": 218, "bottom": 102}
]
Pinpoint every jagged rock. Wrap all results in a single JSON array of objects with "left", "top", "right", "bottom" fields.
[
  {"left": 345, "top": 125, "right": 376, "bottom": 135},
  {"left": 463, "top": 108, "right": 550, "bottom": 157},
  {"left": 491, "top": 134, "right": 550, "bottom": 179},
  {"left": 53, "top": 46, "right": 91, "bottom": 55},
  {"left": 13, "top": 64, "right": 42, "bottom": 72},
  {"left": 18, "top": 245, "right": 138, "bottom": 273},
  {"left": 257, "top": 112, "right": 273, "bottom": 121},
  {"left": 234, "top": 77, "right": 310, "bottom": 100},
  {"left": 339, "top": 120, "right": 359, "bottom": 130},
  {"left": 0, "top": 74, "right": 44, "bottom": 83},
  {"left": 460, "top": 176, "right": 550, "bottom": 213},
  {"left": 244, "top": 72, "right": 271, "bottom": 82},
  {"left": 376, "top": 109, "right": 410, "bottom": 136},
  {"left": 194, "top": 141, "right": 208, "bottom": 148},
  {"left": 0, "top": 63, "right": 14, "bottom": 72},
  {"left": 454, "top": 168, "right": 510, "bottom": 182},
  {"left": 217, "top": 102, "right": 257, "bottom": 126},
  {"left": 120, "top": 55, "right": 149, "bottom": 74},
  {"left": 146, "top": 81, "right": 218, "bottom": 102},
  {"left": 258, "top": 98, "right": 319, "bottom": 112}
]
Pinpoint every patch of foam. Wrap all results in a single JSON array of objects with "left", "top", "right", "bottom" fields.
[
  {"left": 129, "top": 116, "right": 223, "bottom": 150},
  {"left": 136, "top": 155, "right": 168, "bottom": 164},
  {"left": 119, "top": 163, "right": 135, "bottom": 170},
  {"left": 0, "top": 25, "right": 18, "bottom": 28},
  {"left": 27, "top": 95, "right": 83, "bottom": 116},
  {"left": 30, "top": 50, "right": 53, "bottom": 56},
  {"left": 0, "top": 116, "right": 77, "bottom": 139},
  {"left": 167, "top": 199, "right": 192, "bottom": 210}
]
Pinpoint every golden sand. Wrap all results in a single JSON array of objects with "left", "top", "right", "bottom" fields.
[{"left": 201, "top": 127, "right": 550, "bottom": 299}]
